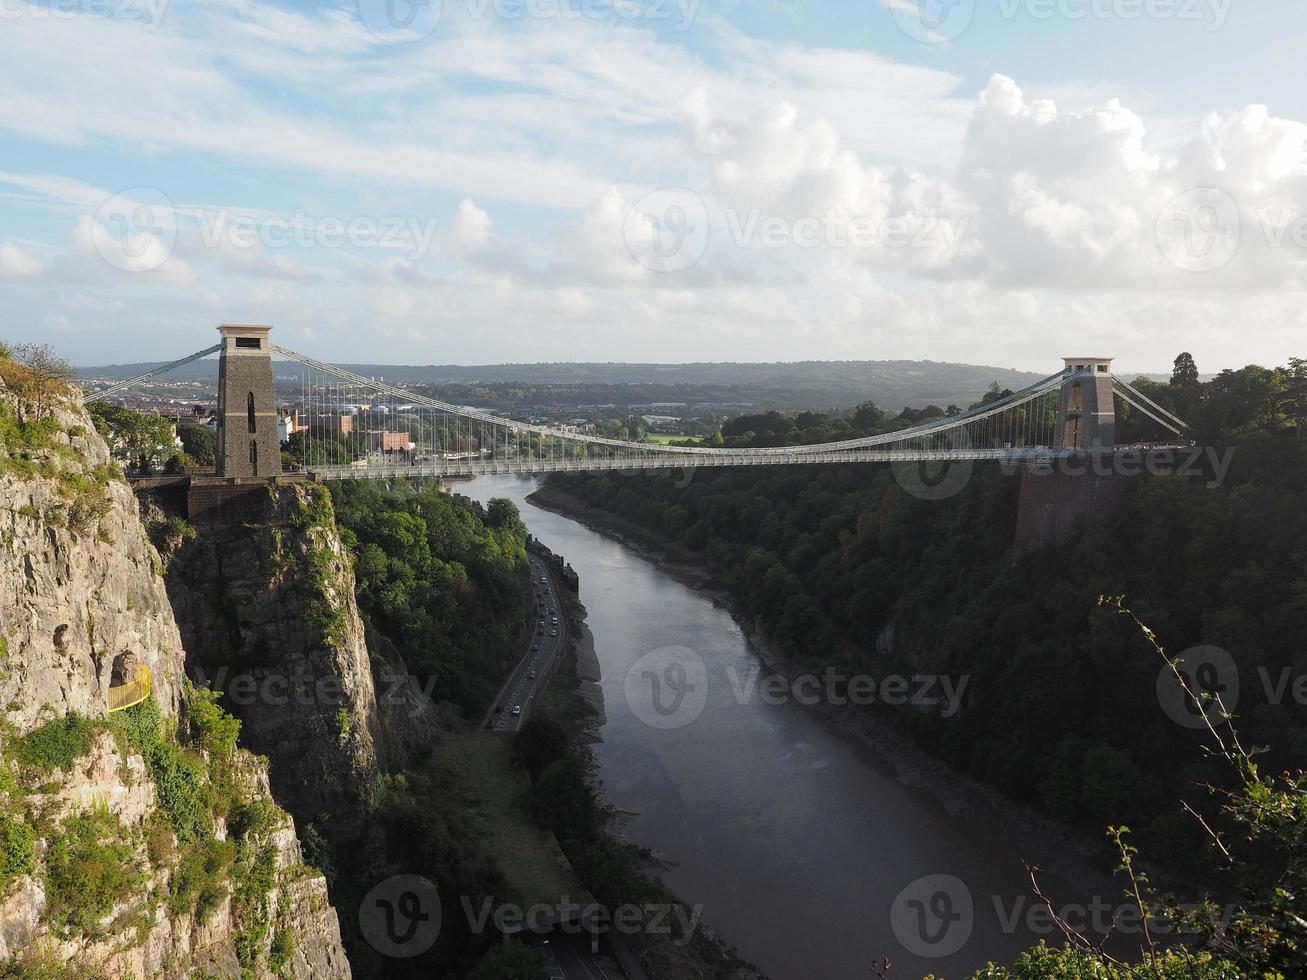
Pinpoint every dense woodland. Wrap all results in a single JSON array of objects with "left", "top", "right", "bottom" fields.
[
  {"left": 550, "top": 354, "right": 1307, "bottom": 975},
  {"left": 553, "top": 355, "right": 1307, "bottom": 867},
  {"left": 328, "top": 481, "right": 532, "bottom": 721}
]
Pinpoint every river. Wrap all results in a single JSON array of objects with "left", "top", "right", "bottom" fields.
[{"left": 460, "top": 474, "right": 1112, "bottom": 980}]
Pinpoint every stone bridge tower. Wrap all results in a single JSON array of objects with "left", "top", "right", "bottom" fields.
[
  {"left": 1055, "top": 357, "right": 1115, "bottom": 451},
  {"left": 215, "top": 324, "right": 280, "bottom": 478}
]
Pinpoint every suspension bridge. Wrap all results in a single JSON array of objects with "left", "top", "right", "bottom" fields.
[{"left": 88, "top": 325, "right": 1189, "bottom": 482}]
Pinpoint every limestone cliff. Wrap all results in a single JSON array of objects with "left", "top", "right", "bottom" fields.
[
  {"left": 154, "top": 482, "right": 438, "bottom": 829},
  {"left": 0, "top": 362, "right": 350, "bottom": 978},
  {"left": 158, "top": 484, "right": 384, "bottom": 820}
]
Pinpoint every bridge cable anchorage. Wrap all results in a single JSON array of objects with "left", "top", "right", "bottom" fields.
[
  {"left": 1111, "top": 378, "right": 1190, "bottom": 433},
  {"left": 85, "top": 344, "right": 223, "bottom": 401}
]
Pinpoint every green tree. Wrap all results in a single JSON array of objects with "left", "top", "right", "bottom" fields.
[
  {"left": 1171, "top": 351, "right": 1200, "bottom": 387},
  {"left": 177, "top": 423, "right": 216, "bottom": 465},
  {"left": 87, "top": 403, "right": 179, "bottom": 472}
]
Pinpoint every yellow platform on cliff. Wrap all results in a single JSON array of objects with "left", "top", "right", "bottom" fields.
[{"left": 108, "top": 666, "right": 152, "bottom": 713}]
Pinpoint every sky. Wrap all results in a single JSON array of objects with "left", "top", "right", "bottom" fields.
[{"left": 2, "top": 0, "right": 1306, "bottom": 373}]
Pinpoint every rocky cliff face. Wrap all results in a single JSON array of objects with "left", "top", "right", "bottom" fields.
[
  {"left": 0, "top": 366, "right": 351, "bottom": 978},
  {"left": 158, "top": 484, "right": 384, "bottom": 820},
  {"left": 0, "top": 382, "right": 182, "bottom": 731},
  {"left": 155, "top": 482, "right": 437, "bottom": 826}
]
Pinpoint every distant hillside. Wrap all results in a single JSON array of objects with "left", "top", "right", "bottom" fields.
[{"left": 78, "top": 359, "right": 1050, "bottom": 412}]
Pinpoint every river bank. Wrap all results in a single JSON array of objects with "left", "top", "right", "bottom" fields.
[
  {"left": 527, "top": 481, "right": 1116, "bottom": 885},
  {"left": 538, "top": 541, "right": 768, "bottom": 980}
]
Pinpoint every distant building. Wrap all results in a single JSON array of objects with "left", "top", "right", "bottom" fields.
[
  {"left": 310, "top": 413, "right": 353, "bottom": 436},
  {"left": 380, "top": 431, "right": 413, "bottom": 453},
  {"left": 278, "top": 411, "right": 299, "bottom": 443}
]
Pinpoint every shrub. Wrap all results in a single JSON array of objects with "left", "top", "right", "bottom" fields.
[
  {"left": 269, "top": 925, "right": 294, "bottom": 973},
  {"left": 185, "top": 685, "right": 241, "bottom": 757},
  {"left": 13, "top": 714, "right": 98, "bottom": 775},
  {"left": 169, "top": 836, "right": 235, "bottom": 922},
  {"left": 114, "top": 698, "right": 212, "bottom": 844},
  {"left": 0, "top": 815, "right": 35, "bottom": 894},
  {"left": 44, "top": 807, "right": 138, "bottom": 935}
]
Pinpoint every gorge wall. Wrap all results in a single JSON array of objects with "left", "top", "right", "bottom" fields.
[{"left": 0, "top": 364, "right": 351, "bottom": 977}]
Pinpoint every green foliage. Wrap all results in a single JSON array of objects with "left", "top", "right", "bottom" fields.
[
  {"left": 553, "top": 362, "right": 1307, "bottom": 874},
  {"left": 0, "top": 343, "right": 74, "bottom": 423},
  {"left": 169, "top": 835, "right": 236, "bottom": 922},
  {"left": 43, "top": 806, "right": 139, "bottom": 935},
  {"left": 233, "top": 843, "right": 278, "bottom": 973},
  {"left": 227, "top": 798, "right": 276, "bottom": 843},
  {"left": 269, "top": 923, "right": 294, "bottom": 973},
  {"left": 0, "top": 401, "right": 62, "bottom": 479},
  {"left": 0, "top": 949, "right": 111, "bottom": 978},
  {"left": 13, "top": 714, "right": 99, "bottom": 775},
  {"left": 186, "top": 684, "right": 242, "bottom": 757},
  {"left": 961, "top": 943, "right": 1243, "bottom": 979},
  {"left": 114, "top": 697, "right": 212, "bottom": 844},
  {"left": 330, "top": 481, "right": 531, "bottom": 718},
  {"left": 148, "top": 514, "right": 196, "bottom": 565},
  {"left": 0, "top": 815, "right": 35, "bottom": 894},
  {"left": 465, "top": 942, "right": 550, "bottom": 980},
  {"left": 86, "top": 402, "right": 179, "bottom": 473},
  {"left": 177, "top": 422, "right": 216, "bottom": 465}
]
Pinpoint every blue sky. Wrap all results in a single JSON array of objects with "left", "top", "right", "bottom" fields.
[{"left": 2, "top": 0, "right": 1305, "bottom": 372}]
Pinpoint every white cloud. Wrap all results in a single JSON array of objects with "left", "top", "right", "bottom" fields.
[{"left": 0, "top": 242, "right": 42, "bottom": 280}]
